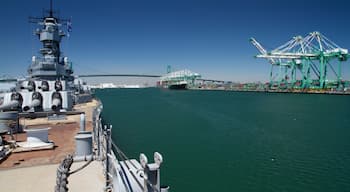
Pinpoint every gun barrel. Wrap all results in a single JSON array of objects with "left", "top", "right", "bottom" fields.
[
  {"left": 41, "top": 84, "right": 49, "bottom": 91},
  {"left": 51, "top": 98, "right": 62, "bottom": 110},
  {"left": 0, "top": 100, "right": 20, "bottom": 111},
  {"left": 23, "top": 99, "right": 41, "bottom": 111}
]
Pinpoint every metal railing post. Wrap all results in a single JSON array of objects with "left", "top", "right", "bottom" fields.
[
  {"left": 104, "top": 125, "right": 109, "bottom": 188},
  {"left": 104, "top": 124, "right": 113, "bottom": 188},
  {"left": 97, "top": 119, "right": 101, "bottom": 159}
]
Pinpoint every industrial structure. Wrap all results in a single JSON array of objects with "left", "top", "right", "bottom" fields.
[
  {"left": 158, "top": 66, "right": 201, "bottom": 89},
  {"left": 251, "top": 31, "right": 350, "bottom": 90}
]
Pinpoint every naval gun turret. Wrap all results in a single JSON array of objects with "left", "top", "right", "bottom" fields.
[
  {"left": 23, "top": 92, "right": 43, "bottom": 112},
  {"left": 54, "top": 80, "right": 63, "bottom": 91},
  {"left": 40, "top": 81, "right": 50, "bottom": 91},
  {"left": 51, "top": 92, "right": 62, "bottom": 111},
  {"left": 20, "top": 80, "right": 36, "bottom": 92},
  {"left": 0, "top": 93, "right": 23, "bottom": 111},
  {"left": 0, "top": 93, "right": 22, "bottom": 135}
]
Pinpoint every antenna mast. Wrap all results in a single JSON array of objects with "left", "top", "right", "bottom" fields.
[{"left": 49, "top": 0, "right": 53, "bottom": 17}]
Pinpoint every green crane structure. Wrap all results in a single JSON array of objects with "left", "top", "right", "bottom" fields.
[{"left": 250, "top": 32, "right": 349, "bottom": 90}]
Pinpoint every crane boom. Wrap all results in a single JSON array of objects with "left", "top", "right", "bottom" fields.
[
  {"left": 250, "top": 38, "right": 276, "bottom": 64},
  {"left": 250, "top": 38, "right": 267, "bottom": 54}
]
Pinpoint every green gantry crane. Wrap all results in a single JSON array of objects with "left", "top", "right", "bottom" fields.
[{"left": 251, "top": 31, "right": 350, "bottom": 90}]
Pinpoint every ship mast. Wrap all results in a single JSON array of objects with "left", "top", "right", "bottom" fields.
[{"left": 49, "top": 0, "right": 53, "bottom": 18}]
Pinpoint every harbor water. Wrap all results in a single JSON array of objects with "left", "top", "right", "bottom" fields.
[{"left": 96, "top": 88, "right": 350, "bottom": 192}]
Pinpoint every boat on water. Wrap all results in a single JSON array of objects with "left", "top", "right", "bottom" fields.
[
  {"left": 158, "top": 69, "right": 201, "bottom": 90},
  {"left": 0, "top": 2, "right": 168, "bottom": 192}
]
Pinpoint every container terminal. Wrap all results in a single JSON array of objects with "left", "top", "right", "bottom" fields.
[{"left": 154, "top": 32, "right": 350, "bottom": 94}]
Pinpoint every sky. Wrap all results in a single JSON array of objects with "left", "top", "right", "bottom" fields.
[{"left": 1, "top": 0, "right": 350, "bottom": 82}]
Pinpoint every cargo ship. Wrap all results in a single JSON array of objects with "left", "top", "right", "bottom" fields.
[{"left": 158, "top": 69, "right": 201, "bottom": 90}]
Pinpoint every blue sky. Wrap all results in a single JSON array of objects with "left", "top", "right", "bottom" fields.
[{"left": 1, "top": 0, "right": 350, "bottom": 82}]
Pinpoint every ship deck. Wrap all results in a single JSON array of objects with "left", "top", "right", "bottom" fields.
[
  {"left": 0, "top": 161, "right": 104, "bottom": 192},
  {"left": 0, "top": 99, "right": 105, "bottom": 191}
]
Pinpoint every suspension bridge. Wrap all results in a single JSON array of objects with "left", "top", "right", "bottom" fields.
[
  {"left": 78, "top": 73, "right": 226, "bottom": 83},
  {"left": 77, "top": 74, "right": 161, "bottom": 78},
  {"left": 1, "top": 73, "right": 226, "bottom": 84}
]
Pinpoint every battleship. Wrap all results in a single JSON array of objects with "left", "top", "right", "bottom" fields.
[{"left": 0, "top": 1, "right": 169, "bottom": 192}]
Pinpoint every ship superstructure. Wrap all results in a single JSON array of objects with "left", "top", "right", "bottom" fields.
[
  {"left": 28, "top": 8, "right": 73, "bottom": 81},
  {"left": 0, "top": 4, "right": 84, "bottom": 113}
]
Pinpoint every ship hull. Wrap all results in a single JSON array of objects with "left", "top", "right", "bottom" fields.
[{"left": 168, "top": 83, "right": 187, "bottom": 90}]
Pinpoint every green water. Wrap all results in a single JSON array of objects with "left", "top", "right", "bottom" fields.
[{"left": 96, "top": 88, "right": 350, "bottom": 192}]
